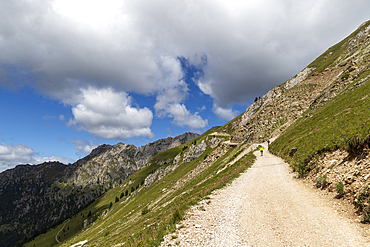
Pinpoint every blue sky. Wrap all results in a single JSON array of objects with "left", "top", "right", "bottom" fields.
[{"left": 1, "top": 0, "right": 370, "bottom": 172}]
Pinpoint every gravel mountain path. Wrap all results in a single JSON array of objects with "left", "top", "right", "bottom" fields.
[{"left": 161, "top": 144, "right": 370, "bottom": 247}]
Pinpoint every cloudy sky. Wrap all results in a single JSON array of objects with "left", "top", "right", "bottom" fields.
[{"left": 0, "top": 0, "right": 369, "bottom": 172}]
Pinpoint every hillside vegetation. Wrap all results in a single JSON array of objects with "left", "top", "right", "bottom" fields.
[{"left": 270, "top": 76, "right": 370, "bottom": 174}]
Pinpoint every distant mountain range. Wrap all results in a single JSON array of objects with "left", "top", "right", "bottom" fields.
[{"left": 0, "top": 132, "right": 198, "bottom": 246}]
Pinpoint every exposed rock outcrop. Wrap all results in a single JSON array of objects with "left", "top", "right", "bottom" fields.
[
  {"left": 304, "top": 149, "right": 370, "bottom": 221},
  {"left": 240, "top": 67, "right": 314, "bottom": 126},
  {"left": 145, "top": 136, "right": 225, "bottom": 188}
]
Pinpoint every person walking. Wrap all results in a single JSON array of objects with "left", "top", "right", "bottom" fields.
[{"left": 260, "top": 145, "right": 264, "bottom": 156}]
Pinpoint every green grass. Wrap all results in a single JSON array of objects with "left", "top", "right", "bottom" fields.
[{"left": 270, "top": 77, "right": 370, "bottom": 175}]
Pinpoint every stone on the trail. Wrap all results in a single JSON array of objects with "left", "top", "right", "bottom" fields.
[{"left": 345, "top": 176, "right": 354, "bottom": 184}]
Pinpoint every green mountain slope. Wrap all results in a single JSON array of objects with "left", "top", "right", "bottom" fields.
[{"left": 270, "top": 75, "right": 370, "bottom": 174}]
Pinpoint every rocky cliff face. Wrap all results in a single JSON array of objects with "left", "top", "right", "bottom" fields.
[
  {"left": 145, "top": 135, "right": 224, "bottom": 187},
  {"left": 0, "top": 132, "right": 198, "bottom": 246}
]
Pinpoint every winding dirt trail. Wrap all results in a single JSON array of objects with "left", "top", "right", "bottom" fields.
[
  {"left": 161, "top": 144, "right": 370, "bottom": 246},
  {"left": 55, "top": 219, "right": 70, "bottom": 243}
]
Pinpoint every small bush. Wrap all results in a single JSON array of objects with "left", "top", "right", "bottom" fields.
[
  {"left": 315, "top": 177, "right": 322, "bottom": 188},
  {"left": 171, "top": 209, "right": 183, "bottom": 224},
  {"left": 347, "top": 135, "right": 362, "bottom": 155},
  {"left": 341, "top": 72, "right": 350, "bottom": 80},
  {"left": 316, "top": 175, "right": 327, "bottom": 188},
  {"left": 115, "top": 196, "right": 119, "bottom": 203},
  {"left": 347, "top": 135, "right": 370, "bottom": 155},
  {"left": 141, "top": 207, "right": 150, "bottom": 215},
  {"left": 336, "top": 182, "right": 344, "bottom": 197}
]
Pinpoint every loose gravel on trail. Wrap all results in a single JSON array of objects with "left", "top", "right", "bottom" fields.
[{"left": 161, "top": 145, "right": 370, "bottom": 247}]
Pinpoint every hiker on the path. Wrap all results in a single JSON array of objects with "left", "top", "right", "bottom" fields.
[
  {"left": 260, "top": 145, "right": 264, "bottom": 156},
  {"left": 267, "top": 140, "right": 270, "bottom": 146}
]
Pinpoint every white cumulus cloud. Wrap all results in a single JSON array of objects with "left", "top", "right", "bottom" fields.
[
  {"left": 67, "top": 87, "right": 154, "bottom": 139},
  {"left": 70, "top": 139, "right": 99, "bottom": 157},
  {"left": 167, "top": 103, "right": 208, "bottom": 130},
  {"left": 152, "top": 56, "right": 208, "bottom": 130},
  {"left": 0, "top": 143, "right": 73, "bottom": 172},
  {"left": 213, "top": 106, "right": 239, "bottom": 121}
]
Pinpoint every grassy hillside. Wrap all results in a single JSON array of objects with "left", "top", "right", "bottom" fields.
[
  {"left": 270, "top": 71, "right": 370, "bottom": 175},
  {"left": 25, "top": 125, "right": 255, "bottom": 247}
]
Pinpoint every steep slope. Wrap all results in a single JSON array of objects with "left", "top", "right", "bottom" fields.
[
  {"left": 231, "top": 18, "right": 370, "bottom": 221},
  {"left": 0, "top": 133, "right": 197, "bottom": 247}
]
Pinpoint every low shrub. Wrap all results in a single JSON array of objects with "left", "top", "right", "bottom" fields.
[
  {"left": 316, "top": 174, "right": 327, "bottom": 188},
  {"left": 141, "top": 207, "right": 150, "bottom": 215},
  {"left": 347, "top": 135, "right": 370, "bottom": 156},
  {"left": 336, "top": 182, "right": 344, "bottom": 197},
  {"left": 171, "top": 209, "right": 183, "bottom": 224},
  {"left": 341, "top": 72, "right": 350, "bottom": 80}
]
